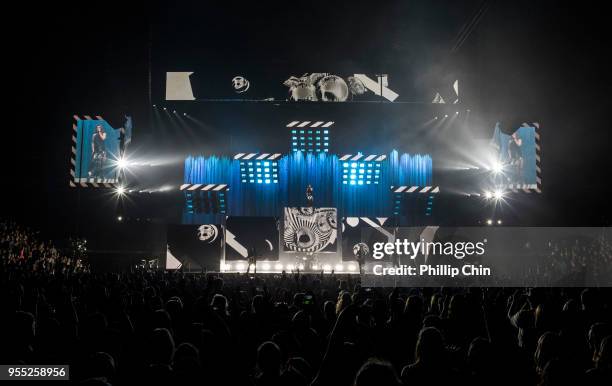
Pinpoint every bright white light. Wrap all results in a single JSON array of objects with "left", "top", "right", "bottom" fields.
[
  {"left": 274, "top": 263, "right": 283, "bottom": 270},
  {"left": 486, "top": 219, "right": 493, "bottom": 225},
  {"left": 491, "top": 161, "right": 503, "bottom": 174},
  {"left": 311, "top": 264, "right": 319, "bottom": 270},
  {"left": 348, "top": 264, "right": 357, "bottom": 271},
  {"left": 323, "top": 264, "right": 332, "bottom": 272},
  {"left": 262, "top": 263, "right": 271, "bottom": 270},
  {"left": 484, "top": 191, "right": 493, "bottom": 199},
  {"left": 335, "top": 264, "right": 344, "bottom": 272},
  {"left": 116, "top": 157, "right": 128, "bottom": 170},
  {"left": 116, "top": 186, "right": 126, "bottom": 195},
  {"left": 494, "top": 190, "right": 504, "bottom": 200},
  {"left": 455, "top": 111, "right": 459, "bottom": 114},
  {"left": 444, "top": 114, "right": 448, "bottom": 118},
  {"left": 222, "top": 263, "right": 231, "bottom": 271},
  {"left": 297, "top": 264, "right": 305, "bottom": 270},
  {"left": 117, "top": 216, "right": 123, "bottom": 221},
  {"left": 286, "top": 264, "right": 294, "bottom": 271},
  {"left": 235, "top": 263, "right": 245, "bottom": 270},
  {"left": 497, "top": 219, "right": 502, "bottom": 225}
]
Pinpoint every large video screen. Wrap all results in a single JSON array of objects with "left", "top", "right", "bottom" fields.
[
  {"left": 490, "top": 124, "right": 540, "bottom": 190},
  {"left": 283, "top": 207, "right": 338, "bottom": 253},
  {"left": 166, "top": 224, "right": 222, "bottom": 270},
  {"left": 72, "top": 117, "right": 122, "bottom": 184},
  {"left": 225, "top": 216, "right": 279, "bottom": 261},
  {"left": 151, "top": 4, "right": 468, "bottom": 104},
  {"left": 341, "top": 217, "right": 392, "bottom": 261}
]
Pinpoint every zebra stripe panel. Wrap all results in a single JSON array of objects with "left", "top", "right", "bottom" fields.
[
  {"left": 70, "top": 182, "right": 117, "bottom": 188},
  {"left": 234, "top": 153, "right": 282, "bottom": 160},
  {"left": 286, "top": 121, "right": 334, "bottom": 128},
  {"left": 339, "top": 154, "right": 387, "bottom": 162},
  {"left": 180, "top": 184, "right": 228, "bottom": 191},
  {"left": 522, "top": 122, "right": 542, "bottom": 193},
  {"left": 392, "top": 186, "right": 440, "bottom": 194}
]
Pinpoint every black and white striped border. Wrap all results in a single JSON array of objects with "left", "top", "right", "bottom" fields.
[
  {"left": 392, "top": 186, "right": 440, "bottom": 194},
  {"left": 70, "top": 115, "right": 118, "bottom": 188},
  {"left": 520, "top": 122, "right": 542, "bottom": 193},
  {"left": 234, "top": 153, "right": 282, "bottom": 160},
  {"left": 339, "top": 154, "right": 387, "bottom": 162},
  {"left": 286, "top": 120, "right": 334, "bottom": 128},
  {"left": 180, "top": 184, "right": 229, "bottom": 191},
  {"left": 69, "top": 181, "right": 118, "bottom": 188},
  {"left": 507, "top": 184, "right": 538, "bottom": 193}
]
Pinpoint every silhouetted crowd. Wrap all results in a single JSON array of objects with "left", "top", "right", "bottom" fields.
[
  {"left": 1, "top": 221, "right": 611, "bottom": 385},
  {"left": 1, "top": 221, "right": 88, "bottom": 274},
  {"left": 534, "top": 238, "right": 612, "bottom": 286}
]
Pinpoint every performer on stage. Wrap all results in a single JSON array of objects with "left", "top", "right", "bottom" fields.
[
  {"left": 306, "top": 184, "right": 314, "bottom": 207},
  {"left": 89, "top": 124, "right": 107, "bottom": 180},
  {"left": 353, "top": 242, "right": 369, "bottom": 275},
  {"left": 508, "top": 132, "right": 524, "bottom": 186},
  {"left": 356, "top": 248, "right": 366, "bottom": 275},
  {"left": 246, "top": 246, "right": 257, "bottom": 274}
]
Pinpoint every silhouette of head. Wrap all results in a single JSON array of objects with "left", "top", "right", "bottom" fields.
[
  {"left": 535, "top": 332, "right": 560, "bottom": 373},
  {"left": 147, "top": 328, "right": 175, "bottom": 365},
  {"left": 257, "top": 341, "right": 282, "bottom": 376},
  {"left": 353, "top": 359, "right": 400, "bottom": 386},
  {"left": 415, "top": 327, "right": 444, "bottom": 366}
]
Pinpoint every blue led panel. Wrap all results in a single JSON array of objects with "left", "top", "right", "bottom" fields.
[
  {"left": 239, "top": 160, "right": 279, "bottom": 184},
  {"left": 291, "top": 129, "right": 330, "bottom": 153},
  {"left": 341, "top": 159, "right": 383, "bottom": 186}
]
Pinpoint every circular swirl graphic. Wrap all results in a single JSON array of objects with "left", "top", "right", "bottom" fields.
[
  {"left": 283, "top": 208, "right": 337, "bottom": 253},
  {"left": 197, "top": 225, "right": 218, "bottom": 243},
  {"left": 353, "top": 242, "right": 370, "bottom": 257}
]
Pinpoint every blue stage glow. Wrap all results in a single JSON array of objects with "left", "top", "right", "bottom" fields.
[{"left": 183, "top": 151, "right": 432, "bottom": 220}]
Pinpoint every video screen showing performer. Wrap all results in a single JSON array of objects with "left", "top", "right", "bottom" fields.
[
  {"left": 90, "top": 125, "right": 107, "bottom": 180},
  {"left": 490, "top": 123, "right": 539, "bottom": 189},
  {"left": 73, "top": 118, "right": 121, "bottom": 183}
]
